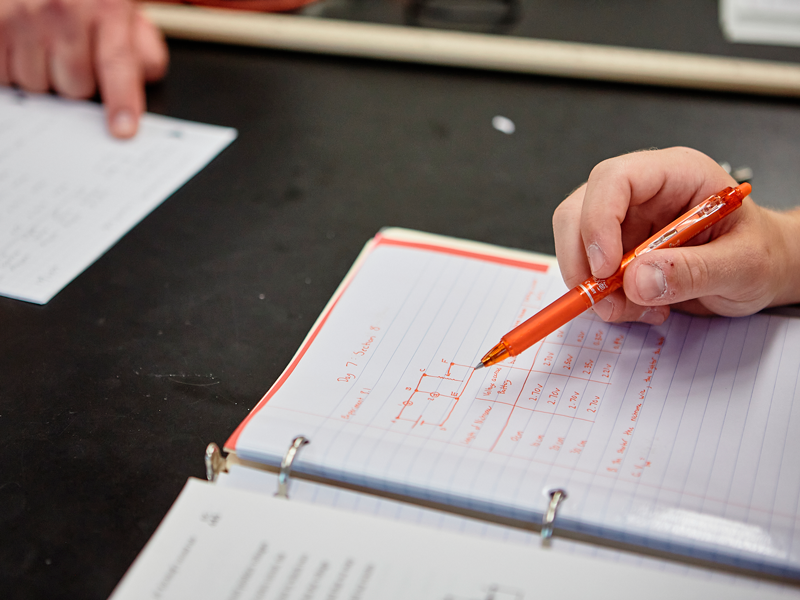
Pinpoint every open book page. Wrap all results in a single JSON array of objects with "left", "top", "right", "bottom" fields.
[
  {"left": 110, "top": 478, "right": 791, "bottom": 599},
  {"left": 230, "top": 228, "right": 800, "bottom": 577},
  {"left": 0, "top": 87, "right": 236, "bottom": 304}
]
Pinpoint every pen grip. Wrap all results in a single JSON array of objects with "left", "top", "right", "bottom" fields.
[{"left": 502, "top": 288, "right": 592, "bottom": 356}]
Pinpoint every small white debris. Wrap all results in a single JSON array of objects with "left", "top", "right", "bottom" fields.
[{"left": 492, "top": 115, "right": 515, "bottom": 134}]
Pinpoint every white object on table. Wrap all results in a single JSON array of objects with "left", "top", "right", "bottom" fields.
[{"left": 721, "top": 0, "right": 800, "bottom": 47}]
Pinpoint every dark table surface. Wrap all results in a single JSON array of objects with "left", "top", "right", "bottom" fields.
[{"left": 4, "top": 1, "right": 800, "bottom": 598}]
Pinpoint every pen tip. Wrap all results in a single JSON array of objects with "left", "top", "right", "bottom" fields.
[{"left": 473, "top": 362, "right": 485, "bottom": 370}]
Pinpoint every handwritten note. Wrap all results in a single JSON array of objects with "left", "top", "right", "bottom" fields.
[
  {"left": 231, "top": 228, "right": 800, "bottom": 577},
  {"left": 0, "top": 87, "right": 236, "bottom": 304}
]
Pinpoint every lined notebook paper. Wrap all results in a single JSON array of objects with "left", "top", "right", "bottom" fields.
[
  {"left": 0, "top": 87, "right": 236, "bottom": 304},
  {"left": 229, "top": 228, "right": 800, "bottom": 577}
]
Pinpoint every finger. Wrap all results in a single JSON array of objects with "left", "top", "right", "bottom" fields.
[
  {"left": 94, "top": 0, "right": 143, "bottom": 138},
  {"left": 133, "top": 11, "right": 168, "bottom": 83},
  {"left": 555, "top": 183, "right": 671, "bottom": 326},
  {"left": 0, "top": 22, "right": 10, "bottom": 85},
  {"left": 670, "top": 299, "right": 717, "bottom": 316},
  {"left": 553, "top": 184, "right": 592, "bottom": 288},
  {"left": 8, "top": 9, "right": 50, "bottom": 92},
  {"left": 45, "top": 2, "right": 96, "bottom": 98},
  {"left": 591, "top": 289, "right": 670, "bottom": 326},
  {"left": 580, "top": 147, "right": 735, "bottom": 279}
]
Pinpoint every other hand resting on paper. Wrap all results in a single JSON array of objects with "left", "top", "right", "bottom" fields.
[
  {"left": 0, "top": 0, "right": 168, "bottom": 138},
  {"left": 552, "top": 147, "right": 800, "bottom": 325}
]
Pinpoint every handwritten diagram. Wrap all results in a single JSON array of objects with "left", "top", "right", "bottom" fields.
[
  {"left": 393, "top": 361, "right": 476, "bottom": 428},
  {"left": 380, "top": 311, "right": 645, "bottom": 466},
  {"left": 340, "top": 282, "right": 671, "bottom": 486},
  {"left": 246, "top": 244, "right": 668, "bottom": 497}
]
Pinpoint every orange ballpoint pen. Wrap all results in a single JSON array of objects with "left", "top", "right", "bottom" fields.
[{"left": 475, "top": 183, "right": 752, "bottom": 369}]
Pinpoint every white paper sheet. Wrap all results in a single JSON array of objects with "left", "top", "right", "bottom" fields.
[
  {"left": 109, "top": 478, "right": 793, "bottom": 599},
  {"left": 0, "top": 87, "right": 236, "bottom": 304},
  {"left": 232, "top": 228, "right": 800, "bottom": 576}
]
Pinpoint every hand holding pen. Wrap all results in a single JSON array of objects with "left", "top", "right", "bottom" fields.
[
  {"left": 553, "top": 148, "right": 800, "bottom": 323},
  {"left": 478, "top": 147, "right": 800, "bottom": 368}
]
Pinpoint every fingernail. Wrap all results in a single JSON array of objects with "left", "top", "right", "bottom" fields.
[
  {"left": 587, "top": 243, "right": 606, "bottom": 277},
  {"left": 111, "top": 110, "right": 136, "bottom": 138},
  {"left": 592, "top": 297, "right": 613, "bottom": 321},
  {"left": 640, "top": 308, "right": 665, "bottom": 326},
  {"left": 636, "top": 263, "right": 666, "bottom": 301}
]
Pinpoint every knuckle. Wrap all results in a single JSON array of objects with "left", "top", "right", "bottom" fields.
[
  {"left": 666, "top": 252, "right": 709, "bottom": 300},
  {"left": 587, "top": 151, "right": 654, "bottom": 188},
  {"left": 588, "top": 157, "right": 617, "bottom": 181},
  {"left": 552, "top": 201, "right": 570, "bottom": 230},
  {"left": 601, "top": 293, "right": 630, "bottom": 323},
  {"left": 7, "top": 2, "right": 35, "bottom": 22},
  {"left": 744, "top": 239, "right": 774, "bottom": 297},
  {"left": 609, "top": 302, "right": 626, "bottom": 322},
  {"left": 552, "top": 200, "right": 582, "bottom": 245},
  {"left": 17, "top": 77, "right": 49, "bottom": 93},
  {"left": 97, "top": 0, "right": 128, "bottom": 15},
  {"left": 685, "top": 254, "right": 710, "bottom": 296},
  {"left": 669, "top": 146, "right": 701, "bottom": 159},
  {"left": 97, "top": 46, "right": 133, "bottom": 69},
  {"left": 560, "top": 267, "right": 585, "bottom": 289},
  {"left": 43, "top": 0, "right": 76, "bottom": 15},
  {"left": 55, "top": 64, "right": 96, "bottom": 97},
  {"left": 143, "top": 49, "right": 169, "bottom": 80},
  {"left": 96, "top": 39, "right": 136, "bottom": 72},
  {"left": 613, "top": 300, "right": 639, "bottom": 323}
]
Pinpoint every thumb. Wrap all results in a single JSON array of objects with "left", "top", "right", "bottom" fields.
[{"left": 621, "top": 239, "right": 765, "bottom": 316}]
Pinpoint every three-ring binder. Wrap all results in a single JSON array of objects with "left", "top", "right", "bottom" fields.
[
  {"left": 205, "top": 437, "right": 310, "bottom": 499},
  {"left": 207, "top": 438, "right": 568, "bottom": 542},
  {"left": 541, "top": 489, "right": 567, "bottom": 542},
  {"left": 205, "top": 442, "right": 226, "bottom": 482},
  {"left": 275, "top": 436, "right": 309, "bottom": 499}
]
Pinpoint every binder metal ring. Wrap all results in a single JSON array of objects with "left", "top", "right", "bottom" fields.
[
  {"left": 541, "top": 489, "right": 567, "bottom": 541},
  {"left": 275, "top": 436, "right": 309, "bottom": 499},
  {"left": 205, "top": 442, "right": 226, "bottom": 482}
]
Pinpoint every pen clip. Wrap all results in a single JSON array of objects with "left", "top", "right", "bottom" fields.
[{"left": 643, "top": 196, "right": 727, "bottom": 253}]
